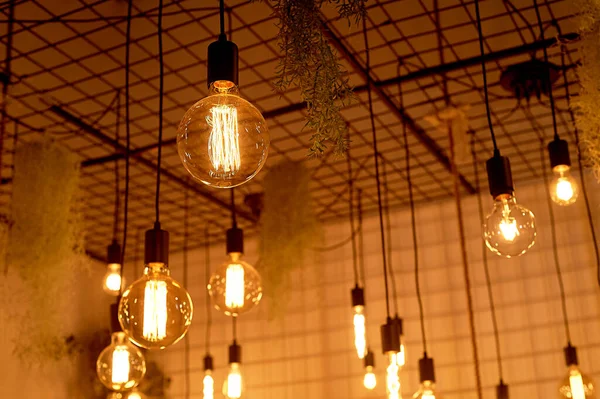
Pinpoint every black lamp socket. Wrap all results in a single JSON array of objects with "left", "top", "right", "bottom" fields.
[
  {"left": 207, "top": 36, "right": 239, "bottom": 87},
  {"left": 548, "top": 138, "right": 571, "bottom": 170},
  {"left": 496, "top": 381, "right": 509, "bottom": 399},
  {"left": 144, "top": 223, "right": 169, "bottom": 265},
  {"left": 380, "top": 318, "right": 400, "bottom": 354},
  {"left": 226, "top": 226, "right": 244, "bottom": 254},
  {"left": 107, "top": 239, "right": 121, "bottom": 264},
  {"left": 364, "top": 350, "right": 375, "bottom": 368},
  {"left": 229, "top": 340, "right": 242, "bottom": 364},
  {"left": 419, "top": 355, "right": 436, "bottom": 383},
  {"left": 564, "top": 343, "right": 579, "bottom": 366},
  {"left": 393, "top": 315, "right": 404, "bottom": 336},
  {"left": 204, "top": 354, "right": 214, "bottom": 371},
  {"left": 486, "top": 154, "right": 514, "bottom": 199},
  {"left": 351, "top": 285, "right": 365, "bottom": 308}
]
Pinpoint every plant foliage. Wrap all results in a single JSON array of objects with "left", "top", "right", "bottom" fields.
[{"left": 270, "top": 0, "right": 366, "bottom": 156}]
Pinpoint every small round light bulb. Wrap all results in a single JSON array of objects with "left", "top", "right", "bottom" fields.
[
  {"left": 559, "top": 365, "right": 595, "bottom": 399},
  {"left": 96, "top": 331, "right": 146, "bottom": 391},
  {"left": 484, "top": 195, "right": 536, "bottom": 258},
  {"left": 103, "top": 263, "right": 123, "bottom": 296},
  {"left": 550, "top": 166, "right": 579, "bottom": 206},
  {"left": 223, "top": 362, "right": 244, "bottom": 399},
  {"left": 364, "top": 365, "right": 377, "bottom": 390}
]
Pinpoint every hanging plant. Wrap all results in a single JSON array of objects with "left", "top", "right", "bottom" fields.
[
  {"left": 258, "top": 160, "right": 321, "bottom": 318},
  {"left": 573, "top": 0, "right": 600, "bottom": 177},
  {"left": 268, "top": 0, "right": 366, "bottom": 156}
]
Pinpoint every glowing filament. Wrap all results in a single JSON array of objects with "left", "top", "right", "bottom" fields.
[
  {"left": 143, "top": 280, "right": 167, "bottom": 342},
  {"left": 207, "top": 104, "right": 241, "bottom": 176},
  {"left": 396, "top": 343, "right": 406, "bottom": 367},
  {"left": 386, "top": 353, "right": 401, "bottom": 399},
  {"left": 556, "top": 178, "right": 575, "bottom": 202},
  {"left": 226, "top": 363, "right": 243, "bottom": 399},
  {"left": 500, "top": 201, "right": 519, "bottom": 242},
  {"left": 364, "top": 366, "right": 377, "bottom": 390},
  {"left": 570, "top": 371, "right": 586, "bottom": 399},
  {"left": 111, "top": 346, "right": 131, "bottom": 384},
  {"left": 203, "top": 371, "right": 215, "bottom": 399},
  {"left": 226, "top": 263, "right": 245, "bottom": 309},
  {"left": 353, "top": 306, "right": 367, "bottom": 359}
]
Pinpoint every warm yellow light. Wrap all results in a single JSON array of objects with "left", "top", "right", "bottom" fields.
[
  {"left": 556, "top": 178, "right": 575, "bottom": 202},
  {"left": 386, "top": 353, "right": 401, "bottom": 399},
  {"left": 571, "top": 370, "right": 586, "bottom": 399},
  {"left": 207, "top": 104, "right": 241, "bottom": 178},
  {"left": 225, "top": 363, "right": 243, "bottom": 399},
  {"left": 396, "top": 343, "right": 406, "bottom": 367},
  {"left": 127, "top": 392, "right": 142, "bottom": 399},
  {"left": 353, "top": 305, "right": 367, "bottom": 359},
  {"left": 416, "top": 381, "right": 437, "bottom": 399},
  {"left": 203, "top": 370, "right": 215, "bottom": 399},
  {"left": 111, "top": 346, "right": 131, "bottom": 384},
  {"left": 103, "top": 263, "right": 122, "bottom": 295},
  {"left": 143, "top": 279, "right": 168, "bottom": 342},
  {"left": 499, "top": 201, "right": 519, "bottom": 242},
  {"left": 364, "top": 365, "right": 377, "bottom": 390},
  {"left": 225, "top": 261, "right": 245, "bottom": 309}
]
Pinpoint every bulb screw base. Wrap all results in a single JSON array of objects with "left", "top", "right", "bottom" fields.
[
  {"left": 351, "top": 285, "right": 365, "bottom": 308},
  {"left": 564, "top": 343, "right": 579, "bottom": 366},
  {"left": 548, "top": 138, "right": 571, "bottom": 169},
  {"left": 110, "top": 302, "right": 121, "bottom": 333},
  {"left": 107, "top": 239, "right": 121, "bottom": 264},
  {"left": 204, "top": 354, "right": 214, "bottom": 371},
  {"left": 496, "top": 381, "right": 509, "bottom": 399},
  {"left": 207, "top": 36, "right": 239, "bottom": 87},
  {"left": 419, "top": 354, "right": 436, "bottom": 383},
  {"left": 486, "top": 153, "right": 514, "bottom": 199},
  {"left": 229, "top": 340, "right": 242, "bottom": 364},
  {"left": 226, "top": 226, "right": 244, "bottom": 254},
  {"left": 364, "top": 350, "right": 375, "bottom": 368},
  {"left": 144, "top": 222, "right": 169, "bottom": 265},
  {"left": 380, "top": 317, "right": 400, "bottom": 354}
]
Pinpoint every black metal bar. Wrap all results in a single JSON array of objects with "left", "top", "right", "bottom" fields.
[{"left": 49, "top": 105, "right": 257, "bottom": 223}]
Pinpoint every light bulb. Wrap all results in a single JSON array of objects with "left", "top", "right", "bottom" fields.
[
  {"left": 223, "top": 363, "right": 243, "bottom": 399},
  {"left": 177, "top": 81, "right": 269, "bottom": 188},
  {"left": 550, "top": 166, "right": 579, "bottom": 206},
  {"left": 103, "top": 263, "right": 123, "bottom": 296},
  {"left": 208, "top": 252, "right": 262, "bottom": 316},
  {"left": 126, "top": 391, "right": 146, "bottom": 399},
  {"left": 559, "top": 365, "right": 595, "bottom": 399},
  {"left": 386, "top": 353, "right": 401, "bottom": 399},
  {"left": 483, "top": 195, "right": 536, "bottom": 258},
  {"left": 118, "top": 262, "right": 193, "bottom": 349},
  {"left": 413, "top": 380, "right": 439, "bottom": 399},
  {"left": 396, "top": 342, "right": 406, "bottom": 367},
  {"left": 364, "top": 365, "right": 377, "bottom": 390},
  {"left": 353, "top": 305, "right": 367, "bottom": 359},
  {"left": 204, "top": 370, "right": 215, "bottom": 399},
  {"left": 96, "top": 332, "right": 146, "bottom": 391}
]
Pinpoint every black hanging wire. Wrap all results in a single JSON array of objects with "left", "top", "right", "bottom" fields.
[
  {"left": 533, "top": 0, "right": 559, "bottom": 141},
  {"left": 346, "top": 137, "right": 360, "bottom": 287},
  {"left": 357, "top": 189, "right": 366, "bottom": 288},
  {"left": 232, "top": 315, "right": 238, "bottom": 341},
  {"left": 119, "top": 0, "right": 133, "bottom": 289},
  {"left": 205, "top": 225, "right": 212, "bottom": 353},
  {"left": 381, "top": 155, "right": 399, "bottom": 315},
  {"left": 557, "top": 39, "right": 600, "bottom": 289},
  {"left": 472, "top": 135, "right": 504, "bottom": 382},
  {"left": 154, "top": 0, "right": 164, "bottom": 226},
  {"left": 183, "top": 186, "right": 191, "bottom": 399},
  {"left": 474, "top": 0, "right": 499, "bottom": 154},
  {"left": 540, "top": 140, "right": 572, "bottom": 344},
  {"left": 362, "top": 12, "right": 391, "bottom": 319},
  {"left": 230, "top": 188, "right": 237, "bottom": 228},
  {"left": 112, "top": 90, "right": 121, "bottom": 243},
  {"left": 219, "top": 0, "right": 226, "bottom": 38}
]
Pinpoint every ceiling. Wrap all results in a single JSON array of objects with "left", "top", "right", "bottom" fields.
[{"left": 0, "top": 0, "right": 579, "bottom": 260}]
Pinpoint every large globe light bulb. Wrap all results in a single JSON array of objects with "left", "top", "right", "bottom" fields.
[
  {"left": 177, "top": 81, "right": 269, "bottom": 188},
  {"left": 96, "top": 331, "right": 146, "bottom": 391},
  {"left": 559, "top": 365, "right": 595, "bottom": 399},
  {"left": 208, "top": 252, "right": 262, "bottom": 316},
  {"left": 483, "top": 195, "right": 536, "bottom": 258}
]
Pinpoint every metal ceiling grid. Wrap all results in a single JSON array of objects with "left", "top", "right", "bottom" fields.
[{"left": 0, "top": 0, "right": 580, "bottom": 260}]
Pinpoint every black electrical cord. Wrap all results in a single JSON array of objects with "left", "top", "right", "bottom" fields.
[
  {"left": 154, "top": 0, "right": 164, "bottom": 226},
  {"left": 357, "top": 189, "right": 366, "bottom": 288},
  {"left": 205, "top": 225, "right": 212, "bottom": 352},
  {"left": 347, "top": 138, "right": 360, "bottom": 286},
  {"left": 232, "top": 315, "right": 237, "bottom": 341},
  {"left": 362, "top": 14, "right": 391, "bottom": 319},
  {"left": 112, "top": 90, "right": 121, "bottom": 242},
  {"left": 471, "top": 135, "right": 504, "bottom": 382},
  {"left": 119, "top": 0, "right": 133, "bottom": 288},
  {"left": 540, "top": 141, "right": 572, "bottom": 344},
  {"left": 381, "top": 155, "right": 399, "bottom": 316},
  {"left": 533, "top": 0, "right": 559, "bottom": 141},
  {"left": 183, "top": 187, "right": 190, "bottom": 399},
  {"left": 230, "top": 188, "right": 237, "bottom": 228},
  {"left": 219, "top": 0, "right": 226, "bottom": 37},
  {"left": 474, "top": 0, "right": 499, "bottom": 154}
]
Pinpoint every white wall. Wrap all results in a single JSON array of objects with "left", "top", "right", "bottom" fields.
[{"left": 150, "top": 176, "right": 600, "bottom": 399}]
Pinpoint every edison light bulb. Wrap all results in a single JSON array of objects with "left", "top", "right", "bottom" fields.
[
  {"left": 208, "top": 252, "right": 262, "bottom": 316},
  {"left": 559, "top": 365, "right": 595, "bottom": 399},
  {"left": 413, "top": 380, "right": 439, "bottom": 399},
  {"left": 118, "top": 262, "right": 193, "bottom": 349},
  {"left": 96, "top": 332, "right": 146, "bottom": 391},
  {"left": 550, "top": 166, "right": 579, "bottom": 206},
  {"left": 204, "top": 369, "right": 215, "bottom": 399},
  {"left": 353, "top": 305, "right": 367, "bottom": 359},
  {"left": 177, "top": 81, "right": 269, "bottom": 188},
  {"left": 223, "top": 363, "right": 243, "bottom": 399},
  {"left": 103, "top": 263, "right": 123, "bottom": 296},
  {"left": 483, "top": 195, "right": 536, "bottom": 258},
  {"left": 387, "top": 353, "right": 401, "bottom": 399},
  {"left": 364, "top": 365, "right": 377, "bottom": 390},
  {"left": 396, "top": 342, "right": 406, "bottom": 367}
]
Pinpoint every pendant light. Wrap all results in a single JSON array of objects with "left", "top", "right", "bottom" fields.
[
  {"left": 176, "top": 0, "right": 269, "bottom": 188},
  {"left": 208, "top": 189, "right": 262, "bottom": 316},
  {"left": 223, "top": 317, "right": 244, "bottom": 399},
  {"left": 363, "top": 350, "right": 377, "bottom": 390},
  {"left": 203, "top": 226, "right": 215, "bottom": 399},
  {"left": 97, "top": 303, "right": 146, "bottom": 391},
  {"left": 118, "top": 0, "right": 193, "bottom": 350},
  {"left": 474, "top": 0, "right": 536, "bottom": 258},
  {"left": 361, "top": 16, "right": 401, "bottom": 399}
]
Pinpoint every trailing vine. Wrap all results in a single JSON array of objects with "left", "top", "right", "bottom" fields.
[{"left": 269, "top": 0, "right": 366, "bottom": 156}]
